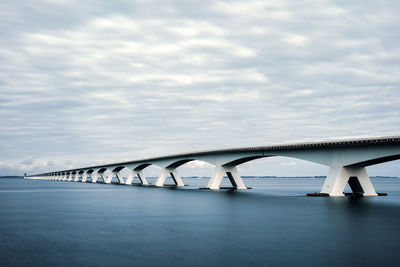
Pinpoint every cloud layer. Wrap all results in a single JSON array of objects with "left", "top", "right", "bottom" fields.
[{"left": 1, "top": 0, "right": 399, "bottom": 176}]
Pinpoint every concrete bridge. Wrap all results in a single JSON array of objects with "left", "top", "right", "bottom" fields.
[{"left": 26, "top": 136, "right": 400, "bottom": 196}]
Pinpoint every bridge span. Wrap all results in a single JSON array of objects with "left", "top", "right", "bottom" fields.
[{"left": 26, "top": 136, "right": 400, "bottom": 196}]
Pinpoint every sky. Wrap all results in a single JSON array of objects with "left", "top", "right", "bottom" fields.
[{"left": 1, "top": 0, "right": 399, "bottom": 177}]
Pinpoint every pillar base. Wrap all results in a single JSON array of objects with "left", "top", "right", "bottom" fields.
[
  {"left": 307, "top": 192, "right": 387, "bottom": 197},
  {"left": 207, "top": 165, "right": 248, "bottom": 190},
  {"left": 320, "top": 166, "right": 377, "bottom": 196},
  {"left": 200, "top": 186, "right": 252, "bottom": 190}
]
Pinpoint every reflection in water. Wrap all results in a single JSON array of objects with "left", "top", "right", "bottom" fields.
[{"left": 0, "top": 177, "right": 399, "bottom": 267}]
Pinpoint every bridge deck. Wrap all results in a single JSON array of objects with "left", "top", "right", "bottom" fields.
[{"left": 30, "top": 136, "right": 400, "bottom": 176}]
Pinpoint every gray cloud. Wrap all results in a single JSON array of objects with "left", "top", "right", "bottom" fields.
[{"left": 0, "top": 0, "right": 399, "bottom": 176}]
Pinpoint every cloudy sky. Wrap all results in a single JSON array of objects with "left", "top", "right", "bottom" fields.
[{"left": 1, "top": 0, "right": 399, "bottom": 177}]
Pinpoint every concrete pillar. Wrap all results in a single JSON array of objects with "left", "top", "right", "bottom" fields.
[
  {"left": 155, "top": 168, "right": 184, "bottom": 187},
  {"left": 115, "top": 172, "right": 125, "bottom": 184},
  {"left": 91, "top": 171, "right": 99, "bottom": 183},
  {"left": 81, "top": 172, "right": 88, "bottom": 182},
  {"left": 321, "top": 166, "right": 377, "bottom": 196},
  {"left": 125, "top": 170, "right": 135, "bottom": 185},
  {"left": 207, "top": 165, "right": 247, "bottom": 190},
  {"left": 99, "top": 172, "right": 107, "bottom": 183},
  {"left": 126, "top": 170, "right": 149, "bottom": 185},
  {"left": 137, "top": 170, "right": 149, "bottom": 185},
  {"left": 105, "top": 171, "right": 125, "bottom": 184},
  {"left": 105, "top": 172, "right": 114, "bottom": 184}
]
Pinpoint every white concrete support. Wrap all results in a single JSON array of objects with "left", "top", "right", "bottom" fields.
[
  {"left": 105, "top": 172, "right": 114, "bottom": 184},
  {"left": 207, "top": 165, "right": 247, "bottom": 190},
  {"left": 74, "top": 174, "right": 80, "bottom": 182},
  {"left": 321, "top": 166, "right": 377, "bottom": 196},
  {"left": 126, "top": 170, "right": 149, "bottom": 185},
  {"left": 116, "top": 172, "right": 125, "bottom": 184},
  {"left": 99, "top": 172, "right": 107, "bottom": 183},
  {"left": 68, "top": 174, "right": 73, "bottom": 181},
  {"left": 81, "top": 172, "right": 88, "bottom": 183},
  {"left": 91, "top": 171, "right": 99, "bottom": 183},
  {"left": 125, "top": 170, "right": 135, "bottom": 185},
  {"left": 155, "top": 168, "right": 184, "bottom": 187},
  {"left": 105, "top": 171, "right": 125, "bottom": 184},
  {"left": 137, "top": 170, "right": 149, "bottom": 185}
]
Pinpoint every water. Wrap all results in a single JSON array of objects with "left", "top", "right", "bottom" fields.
[{"left": 1, "top": 177, "right": 399, "bottom": 267}]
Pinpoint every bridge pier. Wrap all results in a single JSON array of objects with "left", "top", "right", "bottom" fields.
[
  {"left": 105, "top": 172, "right": 114, "bottom": 184},
  {"left": 99, "top": 172, "right": 107, "bottom": 183},
  {"left": 90, "top": 171, "right": 99, "bottom": 183},
  {"left": 81, "top": 172, "right": 88, "bottom": 182},
  {"left": 320, "top": 166, "right": 377, "bottom": 196},
  {"left": 207, "top": 165, "right": 247, "bottom": 190},
  {"left": 155, "top": 168, "right": 184, "bottom": 187},
  {"left": 126, "top": 170, "right": 149, "bottom": 185},
  {"left": 105, "top": 171, "right": 125, "bottom": 184}
]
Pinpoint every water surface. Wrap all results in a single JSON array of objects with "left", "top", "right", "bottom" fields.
[{"left": 0, "top": 178, "right": 399, "bottom": 266}]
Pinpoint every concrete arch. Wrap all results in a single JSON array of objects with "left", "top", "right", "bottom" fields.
[
  {"left": 111, "top": 166, "right": 126, "bottom": 173},
  {"left": 94, "top": 168, "right": 108, "bottom": 183},
  {"left": 75, "top": 170, "right": 85, "bottom": 182},
  {"left": 166, "top": 159, "right": 197, "bottom": 169},
  {"left": 104, "top": 166, "right": 126, "bottom": 184},
  {"left": 134, "top": 163, "right": 153, "bottom": 171},
  {"left": 348, "top": 154, "right": 400, "bottom": 168},
  {"left": 98, "top": 168, "right": 107, "bottom": 173},
  {"left": 223, "top": 156, "right": 268, "bottom": 167}
]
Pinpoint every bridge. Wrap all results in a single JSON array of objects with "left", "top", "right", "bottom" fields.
[{"left": 25, "top": 136, "right": 400, "bottom": 196}]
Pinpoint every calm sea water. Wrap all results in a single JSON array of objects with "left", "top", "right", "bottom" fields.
[{"left": 1, "top": 177, "right": 399, "bottom": 267}]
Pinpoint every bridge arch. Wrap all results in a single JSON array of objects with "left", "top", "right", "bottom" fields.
[
  {"left": 94, "top": 168, "right": 108, "bottom": 183},
  {"left": 347, "top": 154, "right": 400, "bottom": 168},
  {"left": 166, "top": 159, "right": 196, "bottom": 169},
  {"left": 75, "top": 170, "right": 85, "bottom": 182}
]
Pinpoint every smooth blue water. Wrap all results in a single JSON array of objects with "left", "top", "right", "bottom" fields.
[{"left": 1, "top": 177, "right": 399, "bottom": 267}]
